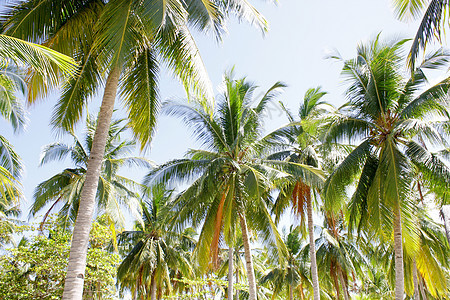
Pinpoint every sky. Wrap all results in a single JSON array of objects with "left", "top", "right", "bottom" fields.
[{"left": 1, "top": 0, "right": 427, "bottom": 226}]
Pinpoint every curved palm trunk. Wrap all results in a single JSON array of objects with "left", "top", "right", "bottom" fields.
[
  {"left": 228, "top": 246, "right": 234, "bottom": 300},
  {"left": 394, "top": 205, "right": 404, "bottom": 300},
  {"left": 239, "top": 214, "right": 257, "bottom": 300},
  {"left": 62, "top": 67, "right": 121, "bottom": 300},
  {"left": 307, "top": 196, "right": 320, "bottom": 300},
  {"left": 441, "top": 205, "right": 450, "bottom": 245}
]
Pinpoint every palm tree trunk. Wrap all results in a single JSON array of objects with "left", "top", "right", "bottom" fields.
[
  {"left": 239, "top": 214, "right": 257, "bottom": 300},
  {"left": 413, "top": 261, "right": 420, "bottom": 300},
  {"left": 228, "top": 246, "right": 234, "bottom": 300},
  {"left": 62, "top": 66, "right": 121, "bottom": 300},
  {"left": 289, "top": 284, "right": 293, "bottom": 300},
  {"left": 394, "top": 205, "right": 404, "bottom": 300},
  {"left": 150, "top": 271, "right": 157, "bottom": 300},
  {"left": 441, "top": 205, "right": 450, "bottom": 245},
  {"left": 307, "top": 195, "right": 320, "bottom": 300}
]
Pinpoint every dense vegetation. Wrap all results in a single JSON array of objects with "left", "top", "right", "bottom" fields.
[{"left": 0, "top": 1, "right": 450, "bottom": 300}]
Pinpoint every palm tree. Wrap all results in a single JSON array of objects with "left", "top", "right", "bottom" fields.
[
  {"left": 323, "top": 36, "right": 450, "bottom": 299},
  {"left": 31, "top": 115, "right": 150, "bottom": 231},
  {"left": 145, "top": 71, "right": 323, "bottom": 300},
  {"left": 314, "top": 215, "right": 366, "bottom": 300},
  {"left": 117, "top": 185, "right": 194, "bottom": 300},
  {"left": 3, "top": 2, "right": 267, "bottom": 298},
  {"left": 268, "top": 87, "right": 332, "bottom": 300},
  {"left": 259, "top": 226, "right": 311, "bottom": 300}
]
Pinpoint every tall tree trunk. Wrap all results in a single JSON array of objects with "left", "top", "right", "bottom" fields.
[
  {"left": 413, "top": 261, "right": 420, "bottom": 300},
  {"left": 289, "top": 284, "right": 293, "bottom": 300},
  {"left": 150, "top": 271, "right": 157, "bottom": 300},
  {"left": 62, "top": 66, "right": 121, "bottom": 300},
  {"left": 441, "top": 205, "right": 450, "bottom": 246},
  {"left": 307, "top": 195, "right": 320, "bottom": 300},
  {"left": 394, "top": 205, "right": 404, "bottom": 300},
  {"left": 228, "top": 246, "right": 234, "bottom": 300},
  {"left": 338, "top": 266, "right": 349, "bottom": 300},
  {"left": 239, "top": 214, "right": 257, "bottom": 300}
]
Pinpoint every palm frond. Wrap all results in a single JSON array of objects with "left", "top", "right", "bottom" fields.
[
  {"left": 0, "top": 135, "right": 22, "bottom": 178},
  {"left": 400, "top": 77, "right": 450, "bottom": 120},
  {"left": 408, "top": 0, "right": 447, "bottom": 70},
  {"left": 39, "top": 142, "right": 74, "bottom": 166},
  {"left": 0, "top": 72, "right": 27, "bottom": 132},
  {"left": 392, "top": 0, "right": 428, "bottom": 20},
  {"left": 120, "top": 45, "right": 159, "bottom": 149},
  {"left": 0, "top": 165, "right": 21, "bottom": 206},
  {"left": 50, "top": 42, "right": 101, "bottom": 132},
  {"left": 323, "top": 140, "right": 373, "bottom": 211},
  {"left": 156, "top": 23, "right": 214, "bottom": 107}
]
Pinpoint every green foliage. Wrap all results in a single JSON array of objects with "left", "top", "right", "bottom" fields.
[
  {"left": 0, "top": 217, "right": 120, "bottom": 299},
  {"left": 31, "top": 115, "right": 150, "bottom": 229}
]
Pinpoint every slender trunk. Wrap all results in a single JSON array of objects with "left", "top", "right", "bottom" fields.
[
  {"left": 413, "top": 261, "right": 420, "bottom": 300},
  {"left": 289, "top": 284, "right": 293, "bottom": 300},
  {"left": 150, "top": 271, "right": 157, "bottom": 300},
  {"left": 299, "top": 283, "right": 305, "bottom": 300},
  {"left": 239, "top": 214, "right": 257, "bottom": 300},
  {"left": 307, "top": 195, "right": 320, "bottom": 300},
  {"left": 394, "top": 205, "right": 404, "bottom": 300},
  {"left": 228, "top": 246, "right": 234, "bottom": 300},
  {"left": 338, "top": 267, "right": 349, "bottom": 300},
  {"left": 62, "top": 67, "right": 121, "bottom": 300},
  {"left": 441, "top": 205, "right": 450, "bottom": 246}
]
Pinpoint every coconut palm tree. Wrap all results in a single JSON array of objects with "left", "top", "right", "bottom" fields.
[
  {"left": 313, "top": 214, "right": 367, "bottom": 300},
  {"left": 145, "top": 71, "right": 324, "bottom": 300},
  {"left": 3, "top": 2, "right": 268, "bottom": 298},
  {"left": 267, "top": 87, "right": 333, "bottom": 300},
  {"left": 31, "top": 115, "right": 150, "bottom": 231},
  {"left": 259, "top": 226, "right": 312, "bottom": 300},
  {"left": 323, "top": 36, "right": 450, "bottom": 299},
  {"left": 117, "top": 185, "right": 194, "bottom": 300}
]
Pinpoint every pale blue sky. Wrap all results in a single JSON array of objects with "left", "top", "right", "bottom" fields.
[{"left": 1, "top": 0, "right": 425, "bottom": 224}]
